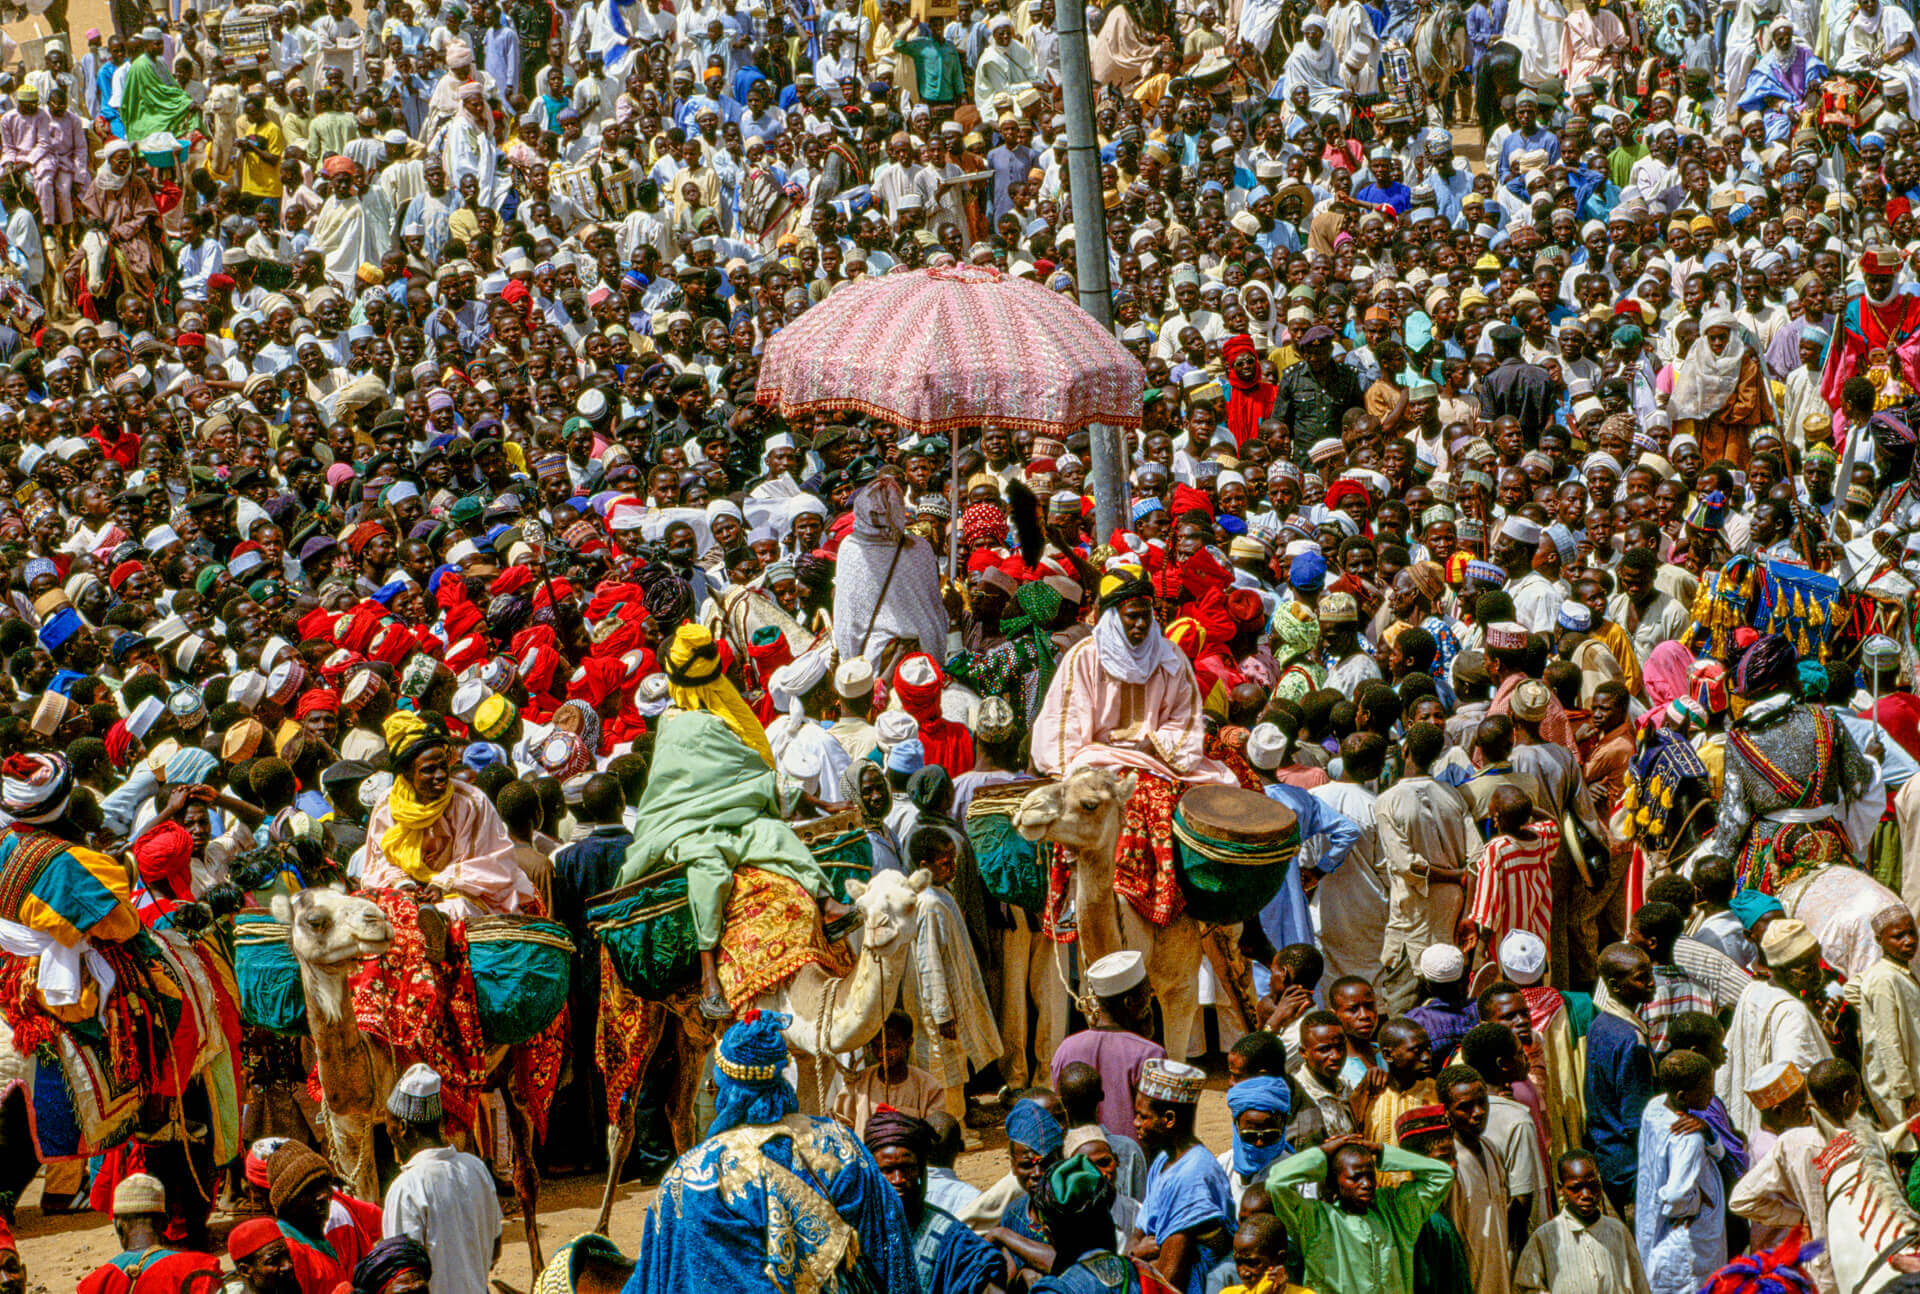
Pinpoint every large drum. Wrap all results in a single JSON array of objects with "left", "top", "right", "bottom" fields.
[
  {"left": 964, "top": 778, "right": 1053, "bottom": 914},
  {"left": 1172, "top": 785, "right": 1300, "bottom": 924}
]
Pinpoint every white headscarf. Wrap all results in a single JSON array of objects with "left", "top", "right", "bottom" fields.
[
  {"left": 1092, "top": 607, "right": 1185, "bottom": 685},
  {"left": 93, "top": 140, "right": 133, "bottom": 192},
  {"left": 1670, "top": 308, "right": 1755, "bottom": 422}
]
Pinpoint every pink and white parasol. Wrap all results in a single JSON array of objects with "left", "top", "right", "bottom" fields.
[{"left": 754, "top": 264, "right": 1146, "bottom": 435}]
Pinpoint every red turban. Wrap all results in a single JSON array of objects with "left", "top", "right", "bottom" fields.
[
  {"left": 366, "top": 624, "right": 416, "bottom": 666},
  {"left": 108, "top": 560, "right": 144, "bottom": 591},
  {"left": 345, "top": 522, "right": 389, "bottom": 557},
  {"left": 1323, "top": 478, "right": 1371, "bottom": 513},
  {"left": 961, "top": 503, "right": 1006, "bottom": 548},
  {"left": 445, "top": 635, "right": 489, "bottom": 672},
  {"left": 443, "top": 600, "right": 483, "bottom": 642},
  {"left": 104, "top": 719, "right": 136, "bottom": 770},
  {"left": 296, "top": 688, "right": 341, "bottom": 718},
  {"left": 298, "top": 606, "right": 338, "bottom": 642},
  {"left": 1226, "top": 587, "right": 1266, "bottom": 630},
  {"left": 1170, "top": 483, "right": 1213, "bottom": 519},
  {"left": 532, "top": 578, "right": 575, "bottom": 610},
  {"left": 1221, "top": 333, "right": 1257, "bottom": 363},
  {"left": 227, "top": 1218, "right": 283, "bottom": 1260},
  {"left": 133, "top": 821, "right": 194, "bottom": 908},
  {"left": 568, "top": 656, "right": 627, "bottom": 710},
  {"left": 489, "top": 565, "right": 536, "bottom": 597}
]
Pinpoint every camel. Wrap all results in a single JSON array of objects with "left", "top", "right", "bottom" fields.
[
  {"left": 590, "top": 866, "right": 931, "bottom": 1234},
  {"left": 1014, "top": 767, "right": 1257, "bottom": 1063},
  {"left": 271, "top": 886, "right": 555, "bottom": 1273}
]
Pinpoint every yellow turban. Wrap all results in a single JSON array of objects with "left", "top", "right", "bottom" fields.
[
  {"left": 380, "top": 711, "right": 453, "bottom": 884},
  {"left": 664, "top": 625, "right": 773, "bottom": 765}
]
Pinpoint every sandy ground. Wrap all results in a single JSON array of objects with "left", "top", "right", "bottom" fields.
[{"left": 9, "top": 1083, "right": 1240, "bottom": 1291}]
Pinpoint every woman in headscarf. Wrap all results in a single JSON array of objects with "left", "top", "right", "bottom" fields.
[
  {"left": 1640, "top": 639, "right": 1698, "bottom": 725},
  {"left": 622, "top": 625, "right": 850, "bottom": 1017},
  {"left": 1715, "top": 633, "right": 1876, "bottom": 894},
  {"left": 1671, "top": 308, "right": 1775, "bottom": 472},
  {"left": 1240, "top": 282, "right": 1280, "bottom": 350},
  {"left": 1269, "top": 600, "right": 1328, "bottom": 704},
  {"left": 841, "top": 758, "right": 903, "bottom": 874},
  {"left": 360, "top": 711, "right": 536, "bottom": 917}
]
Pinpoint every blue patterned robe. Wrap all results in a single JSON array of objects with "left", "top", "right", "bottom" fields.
[{"left": 626, "top": 1114, "right": 917, "bottom": 1294}]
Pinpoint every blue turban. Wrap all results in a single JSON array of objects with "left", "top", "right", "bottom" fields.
[
  {"left": 1289, "top": 550, "right": 1327, "bottom": 593},
  {"left": 1005, "top": 1098, "right": 1064, "bottom": 1156},
  {"left": 1729, "top": 888, "right": 1784, "bottom": 930},
  {"left": 1797, "top": 660, "right": 1830, "bottom": 700},
  {"left": 372, "top": 579, "right": 410, "bottom": 607},
  {"left": 1225, "top": 1076, "right": 1293, "bottom": 1179},
  {"left": 462, "top": 742, "right": 507, "bottom": 771},
  {"left": 1131, "top": 496, "right": 1165, "bottom": 525},
  {"left": 886, "top": 738, "right": 925, "bottom": 775},
  {"left": 710, "top": 1009, "right": 798, "bottom": 1137},
  {"left": 38, "top": 606, "right": 82, "bottom": 651},
  {"left": 1612, "top": 323, "right": 1644, "bottom": 349}
]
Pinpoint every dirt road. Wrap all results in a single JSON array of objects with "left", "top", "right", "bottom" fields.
[{"left": 10, "top": 1083, "right": 1240, "bottom": 1290}]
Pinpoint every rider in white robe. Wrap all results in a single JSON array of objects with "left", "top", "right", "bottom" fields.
[
  {"left": 1285, "top": 15, "right": 1350, "bottom": 119},
  {"left": 1841, "top": 0, "right": 1920, "bottom": 110}
]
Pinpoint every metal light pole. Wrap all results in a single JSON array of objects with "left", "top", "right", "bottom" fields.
[{"left": 1053, "top": 0, "right": 1129, "bottom": 544}]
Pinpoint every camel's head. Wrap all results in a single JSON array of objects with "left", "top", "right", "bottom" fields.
[
  {"left": 1013, "top": 767, "right": 1137, "bottom": 850},
  {"left": 272, "top": 886, "right": 392, "bottom": 974},
  {"left": 844, "top": 868, "right": 928, "bottom": 954}
]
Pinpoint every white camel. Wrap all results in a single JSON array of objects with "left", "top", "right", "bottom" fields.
[{"left": 590, "top": 866, "right": 930, "bottom": 1232}]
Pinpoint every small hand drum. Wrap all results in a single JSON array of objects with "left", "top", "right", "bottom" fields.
[{"left": 1172, "top": 785, "right": 1301, "bottom": 925}]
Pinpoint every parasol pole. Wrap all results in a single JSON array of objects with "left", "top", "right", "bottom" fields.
[
  {"left": 1055, "top": 0, "right": 1128, "bottom": 544},
  {"left": 950, "top": 425, "right": 961, "bottom": 584}
]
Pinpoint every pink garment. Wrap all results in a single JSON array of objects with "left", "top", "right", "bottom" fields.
[
  {"left": 1029, "top": 636, "right": 1238, "bottom": 787},
  {"left": 1559, "top": 7, "right": 1626, "bottom": 85},
  {"left": 1642, "top": 640, "right": 1695, "bottom": 714},
  {"left": 360, "top": 779, "right": 538, "bottom": 916},
  {"left": 0, "top": 107, "right": 51, "bottom": 174},
  {"left": 47, "top": 109, "right": 86, "bottom": 179},
  {"left": 1487, "top": 672, "right": 1579, "bottom": 756}
]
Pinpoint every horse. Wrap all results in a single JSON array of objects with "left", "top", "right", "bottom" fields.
[
  {"left": 1474, "top": 38, "right": 1524, "bottom": 133},
  {"left": 1412, "top": 0, "right": 1469, "bottom": 124},
  {"left": 1818, "top": 1127, "right": 1920, "bottom": 1294}
]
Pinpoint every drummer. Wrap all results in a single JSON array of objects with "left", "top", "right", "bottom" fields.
[{"left": 1031, "top": 569, "right": 1239, "bottom": 930}]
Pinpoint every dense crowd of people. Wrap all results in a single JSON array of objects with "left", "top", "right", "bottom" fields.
[{"left": 5, "top": 0, "right": 1920, "bottom": 1288}]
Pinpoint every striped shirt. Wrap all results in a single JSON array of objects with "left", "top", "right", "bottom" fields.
[{"left": 1468, "top": 820, "right": 1561, "bottom": 950}]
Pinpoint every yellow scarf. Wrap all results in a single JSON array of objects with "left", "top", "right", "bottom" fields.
[
  {"left": 380, "top": 773, "right": 453, "bottom": 884},
  {"left": 665, "top": 624, "right": 776, "bottom": 766}
]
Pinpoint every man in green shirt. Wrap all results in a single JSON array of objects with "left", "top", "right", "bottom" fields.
[{"left": 1264, "top": 1130, "right": 1454, "bottom": 1294}]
